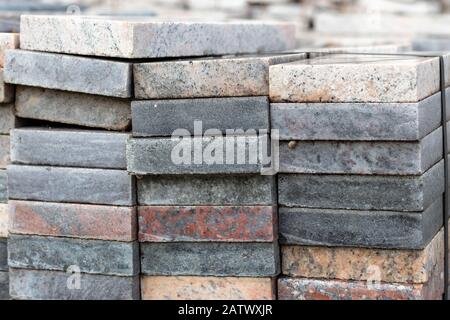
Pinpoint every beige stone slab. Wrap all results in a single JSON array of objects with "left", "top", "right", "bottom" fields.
[
  {"left": 0, "top": 203, "right": 7, "bottom": 238},
  {"left": 0, "top": 33, "right": 19, "bottom": 67},
  {"left": 0, "top": 69, "right": 14, "bottom": 103},
  {"left": 0, "top": 135, "right": 9, "bottom": 169}
]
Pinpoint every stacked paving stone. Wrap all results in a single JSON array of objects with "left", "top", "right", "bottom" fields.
[
  {"left": 3, "top": 14, "right": 296, "bottom": 300},
  {"left": 270, "top": 53, "right": 447, "bottom": 300}
]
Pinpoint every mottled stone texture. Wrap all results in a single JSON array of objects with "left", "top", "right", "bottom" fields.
[
  {"left": 4, "top": 50, "right": 132, "bottom": 98},
  {"left": 138, "top": 175, "right": 275, "bottom": 206},
  {"left": 8, "top": 235, "right": 139, "bottom": 276},
  {"left": 8, "top": 165, "right": 135, "bottom": 206},
  {"left": 11, "top": 128, "right": 129, "bottom": 169},
  {"left": 141, "top": 242, "right": 279, "bottom": 277},
  {"left": 134, "top": 54, "right": 306, "bottom": 99},
  {"left": 0, "top": 103, "right": 17, "bottom": 134},
  {"left": 279, "top": 197, "right": 443, "bottom": 249},
  {"left": 0, "top": 204, "right": 7, "bottom": 237},
  {"left": 0, "top": 33, "right": 19, "bottom": 67},
  {"left": 138, "top": 206, "right": 276, "bottom": 242},
  {"left": 0, "top": 69, "right": 14, "bottom": 103},
  {"left": 0, "top": 271, "right": 8, "bottom": 300},
  {"left": 131, "top": 97, "right": 269, "bottom": 137},
  {"left": 20, "top": 15, "right": 296, "bottom": 58},
  {"left": 278, "top": 160, "right": 444, "bottom": 211},
  {"left": 269, "top": 54, "right": 440, "bottom": 103},
  {"left": 282, "top": 228, "right": 444, "bottom": 284},
  {"left": 271, "top": 90, "right": 446, "bottom": 141},
  {"left": 0, "top": 169, "right": 6, "bottom": 203},
  {"left": 9, "top": 200, "right": 136, "bottom": 242},
  {"left": 0, "top": 135, "right": 9, "bottom": 169},
  {"left": 15, "top": 86, "right": 131, "bottom": 130},
  {"left": 0, "top": 238, "right": 6, "bottom": 271},
  {"left": 9, "top": 269, "right": 139, "bottom": 300},
  {"left": 127, "top": 136, "right": 267, "bottom": 175},
  {"left": 141, "top": 276, "right": 276, "bottom": 300}
]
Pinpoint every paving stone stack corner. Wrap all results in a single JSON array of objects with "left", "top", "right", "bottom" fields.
[{"left": 269, "top": 53, "right": 448, "bottom": 300}]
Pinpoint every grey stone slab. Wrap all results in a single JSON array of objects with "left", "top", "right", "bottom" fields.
[
  {"left": 0, "top": 271, "right": 7, "bottom": 300},
  {"left": 279, "top": 127, "right": 443, "bottom": 175},
  {"left": 138, "top": 174, "right": 275, "bottom": 206},
  {"left": 279, "top": 196, "right": 443, "bottom": 249},
  {"left": 8, "top": 235, "right": 139, "bottom": 276},
  {"left": 15, "top": 86, "right": 131, "bottom": 130},
  {"left": 0, "top": 238, "right": 6, "bottom": 271},
  {"left": 11, "top": 128, "right": 129, "bottom": 169},
  {"left": 132, "top": 96, "right": 269, "bottom": 137},
  {"left": 278, "top": 160, "right": 444, "bottom": 211},
  {"left": 141, "top": 242, "right": 279, "bottom": 277},
  {"left": 127, "top": 136, "right": 268, "bottom": 175},
  {"left": 20, "top": 15, "right": 296, "bottom": 59},
  {"left": 0, "top": 169, "right": 6, "bottom": 203},
  {"left": 9, "top": 269, "right": 139, "bottom": 300},
  {"left": 4, "top": 50, "right": 132, "bottom": 98},
  {"left": 0, "top": 69, "right": 14, "bottom": 103},
  {"left": 7, "top": 165, "right": 135, "bottom": 206},
  {"left": 134, "top": 54, "right": 306, "bottom": 99},
  {"left": 271, "top": 90, "right": 448, "bottom": 141},
  {"left": 0, "top": 135, "right": 9, "bottom": 169},
  {"left": 0, "top": 103, "right": 18, "bottom": 135}
]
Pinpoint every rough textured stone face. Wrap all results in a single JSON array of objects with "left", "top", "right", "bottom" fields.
[
  {"left": 279, "top": 197, "right": 443, "bottom": 249},
  {"left": 282, "top": 228, "right": 444, "bottom": 284},
  {"left": 0, "top": 204, "right": 7, "bottom": 238},
  {"left": 8, "top": 235, "right": 139, "bottom": 276},
  {"left": 0, "top": 169, "right": 6, "bottom": 203},
  {"left": 131, "top": 97, "right": 269, "bottom": 137},
  {"left": 0, "top": 135, "right": 9, "bottom": 169},
  {"left": 8, "top": 165, "right": 136, "bottom": 206},
  {"left": 138, "top": 175, "right": 275, "bottom": 206},
  {"left": 269, "top": 54, "right": 440, "bottom": 103},
  {"left": 278, "top": 160, "right": 444, "bottom": 211},
  {"left": 0, "top": 69, "right": 14, "bottom": 103},
  {"left": 141, "top": 276, "right": 276, "bottom": 300},
  {"left": 9, "top": 200, "right": 136, "bottom": 242},
  {"left": 0, "top": 33, "right": 19, "bottom": 67},
  {"left": 20, "top": 15, "right": 296, "bottom": 58},
  {"left": 134, "top": 54, "right": 306, "bottom": 99},
  {"left": 138, "top": 206, "right": 276, "bottom": 242},
  {"left": 15, "top": 86, "right": 131, "bottom": 130},
  {"left": 0, "top": 238, "right": 6, "bottom": 271},
  {"left": 140, "top": 242, "right": 279, "bottom": 276},
  {"left": 11, "top": 128, "right": 129, "bottom": 169},
  {"left": 9, "top": 269, "right": 139, "bottom": 300},
  {"left": 271, "top": 90, "right": 446, "bottom": 141},
  {"left": 4, "top": 50, "right": 133, "bottom": 98},
  {"left": 0, "top": 103, "right": 18, "bottom": 134},
  {"left": 0, "top": 271, "right": 7, "bottom": 300}
]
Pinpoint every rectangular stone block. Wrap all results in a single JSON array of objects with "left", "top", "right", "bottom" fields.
[
  {"left": 0, "top": 69, "right": 14, "bottom": 103},
  {"left": 9, "top": 269, "right": 139, "bottom": 300},
  {"left": 0, "top": 103, "right": 17, "bottom": 134},
  {"left": 8, "top": 235, "right": 139, "bottom": 276},
  {"left": 0, "top": 33, "right": 19, "bottom": 67},
  {"left": 138, "top": 206, "right": 276, "bottom": 242},
  {"left": 269, "top": 54, "right": 440, "bottom": 103},
  {"left": 4, "top": 50, "right": 132, "bottom": 98},
  {"left": 138, "top": 175, "right": 275, "bottom": 205},
  {"left": 141, "top": 276, "right": 276, "bottom": 300},
  {"left": 8, "top": 165, "right": 135, "bottom": 206},
  {"left": 11, "top": 128, "right": 129, "bottom": 169},
  {"left": 0, "top": 134, "right": 9, "bottom": 169},
  {"left": 15, "top": 86, "right": 131, "bottom": 130},
  {"left": 131, "top": 97, "right": 269, "bottom": 137},
  {"left": 9, "top": 200, "right": 136, "bottom": 242},
  {"left": 0, "top": 238, "right": 6, "bottom": 271},
  {"left": 0, "top": 169, "right": 6, "bottom": 203},
  {"left": 20, "top": 15, "right": 296, "bottom": 58},
  {"left": 279, "top": 127, "right": 442, "bottom": 175},
  {"left": 0, "top": 271, "right": 7, "bottom": 300},
  {"left": 0, "top": 203, "right": 7, "bottom": 238},
  {"left": 271, "top": 90, "right": 447, "bottom": 141},
  {"left": 279, "top": 197, "right": 443, "bottom": 249},
  {"left": 141, "top": 242, "right": 279, "bottom": 277},
  {"left": 134, "top": 54, "right": 306, "bottom": 99},
  {"left": 278, "top": 160, "right": 444, "bottom": 211},
  {"left": 282, "top": 228, "right": 444, "bottom": 284}
]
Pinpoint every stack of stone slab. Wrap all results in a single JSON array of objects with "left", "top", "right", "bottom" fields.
[
  {"left": 270, "top": 53, "right": 447, "bottom": 300},
  {"left": 3, "top": 14, "right": 296, "bottom": 300}
]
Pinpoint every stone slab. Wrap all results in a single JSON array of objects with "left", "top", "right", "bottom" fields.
[
  {"left": 271, "top": 90, "right": 447, "bottom": 141},
  {"left": 127, "top": 135, "right": 267, "bottom": 175},
  {"left": 0, "top": 204, "right": 7, "bottom": 238},
  {"left": 141, "top": 276, "right": 276, "bottom": 300},
  {"left": 9, "top": 200, "right": 137, "bottom": 242},
  {"left": 0, "top": 69, "right": 14, "bottom": 103},
  {"left": 138, "top": 206, "right": 276, "bottom": 242},
  {"left": 15, "top": 86, "right": 131, "bottom": 130},
  {"left": 0, "top": 33, "right": 19, "bottom": 67},
  {"left": 11, "top": 128, "right": 129, "bottom": 169},
  {"left": 0, "top": 103, "right": 18, "bottom": 134},
  {"left": 138, "top": 175, "right": 275, "bottom": 206},
  {"left": 0, "top": 271, "right": 7, "bottom": 300},
  {"left": 9, "top": 269, "right": 139, "bottom": 300},
  {"left": 134, "top": 54, "right": 306, "bottom": 99},
  {"left": 7, "top": 165, "right": 135, "bottom": 206},
  {"left": 141, "top": 242, "right": 279, "bottom": 277},
  {"left": 279, "top": 127, "right": 442, "bottom": 175},
  {"left": 269, "top": 54, "right": 440, "bottom": 103},
  {"left": 278, "top": 160, "right": 444, "bottom": 211},
  {"left": 0, "top": 238, "right": 6, "bottom": 271},
  {"left": 0, "top": 134, "right": 9, "bottom": 169},
  {"left": 0, "top": 169, "right": 6, "bottom": 203},
  {"left": 4, "top": 50, "right": 132, "bottom": 98},
  {"left": 8, "top": 235, "right": 139, "bottom": 276},
  {"left": 131, "top": 96, "right": 269, "bottom": 137},
  {"left": 20, "top": 15, "right": 296, "bottom": 58},
  {"left": 279, "top": 197, "right": 443, "bottom": 249}
]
